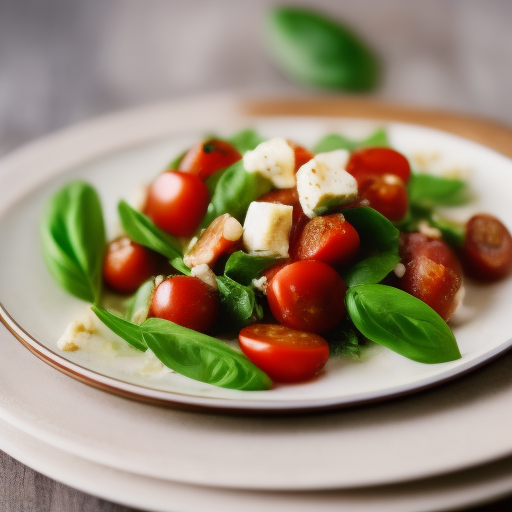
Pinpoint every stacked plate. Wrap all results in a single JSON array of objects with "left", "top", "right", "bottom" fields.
[{"left": 1, "top": 95, "right": 512, "bottom": 511}]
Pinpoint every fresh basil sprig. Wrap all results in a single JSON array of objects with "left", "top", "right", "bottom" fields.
[
  {"left": 341, "top": 207, "right": 400, "bottom": 287},
  {"left": 224, "top": 251, "right": 282, "bottom": 286},
  {"left": 346, "top": 284, "right": 461, "bottom": 364},
  {"left": 40, "top": 181, "right": 106, "bottom": 303},
  {"left": 216, "top": 276, "right": 263, "bottom": 327},
  {"left": 313, "top": 128, "right": 389, "bottom": 154},
  {"left": 118, "top": 201, "right": 190, "bottom": 275},
  {"left": 266, "top": 7, "right": 380, "bottom": 91}
]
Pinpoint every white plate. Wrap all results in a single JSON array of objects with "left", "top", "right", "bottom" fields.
[
  {"left": 2, "top": 415, "right": 512, "bottom": 512},
  {"left": 0, "top": 95, "right": 512, "bottom": 412}
]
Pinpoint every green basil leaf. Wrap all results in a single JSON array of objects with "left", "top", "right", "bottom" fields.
[
  {"left": 429, "top": 214, "right": 466, "bottom": 248},
  {"left": 313, "top": 128, "right": 389, "bottom": 154},
  {"left": 341, "top": 207, "right": 400, "bottom": 286},
  {"left": 408, "top": 174, "right": 471, "bottom": 208},
  {"left": 216, "top": 276, "right": 263, "bottom": 326},
  {"left": 167, "top": 150, "right": 187, "bottom": 170},
  {"left": 123, "top": 279, "right": 155, "bottom": 325},
  {"left": 91, "top": 306, "right": 147, "bottom": 352},
  {"left": 325, "top": 318, "right": 366, "bottom": 358},
  {"left": 226, "top": 129, "right": 265, "bottom": 154},
  {"left": 224, "top": 251, "right": 282, "bottom": 286},
  {"left": 266, "top": 7, "right": 380, "bottom": 91},
  {"left": 118, "top": 201, "right": 190, "bottom": 275},
  {"left": 202, "top": 160, "right": 272, "bottom": 226},
  {"left": 141, "top": 317, "right": 272, "bottom": 390},
  {"left": 205, "top": 167, "right": 229, "bottom": 197},
  {"left": 40, "top": 181, "right": 105, "bottom": 303},
  {"left": 346, "top": 284, "right": 461, "bottom": 363}
]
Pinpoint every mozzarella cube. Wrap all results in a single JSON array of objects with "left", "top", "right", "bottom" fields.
[
  {"left": 243, "top": 202, "right": 293, "bottom": 258},
  {"left": 296, "top": 150, "right": 358, "bottom": 218},
  {"left": 243, "top": 137, "right": 296, "bottom": 189}
]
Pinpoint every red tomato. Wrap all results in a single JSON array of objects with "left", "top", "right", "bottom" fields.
[
  {"left": 461, "top": 214, "right": 512, "bottom": 281},
  {"left": 358, "top": 174, "right": 408, "bottom": 222},
  {"left": 238, "top": 324, "right": 329, "bottom": 383},
  {"left": 346, "top": 147, "right": 411, "bottom": 183},
  {"left": 178, "top": 139, "right": 241, "bottom": 180},
  {"left": 267, "top": 261, "right": 347, "bottom": 334},
  {"left": 289, "top": 141, "right": 314, "bottom": 172},
  {"left": 400, "top": 233, "right": 463, "bottom": 321},
  {"left": 294, "top": 214, "right": 360, "bottom": 268},
  {"left": 103, "top": 237, "right": 158, "bottom": 294},
  {"left": 145, "top": 171, "right": 209, "bottom": 237},
  {"left": 150, "top": 276, "right": 219, "bottom": 333}
]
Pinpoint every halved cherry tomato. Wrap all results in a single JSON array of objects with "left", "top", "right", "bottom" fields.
[
  {"left": 184, "top": 214, "right": 243, "bottom": 268},
  {"left": 267, "top": 261, "right": 347, "bottom": 333},
  {"left": 346, "top": 147, "right": 411, "bottom": 183},
  {"left": 294, "top": 213, "right": 360, "bottom": 268},
  {"left": 238, "top": 324, "right": 329, "bottom": 382},
  {"left": 178, "top": 139, "right": 241, "bottom": 180},
  {"left": 289, "top": 142, "right": 314, "bottom": 172},
  {"left": 145, "top": 171, "right": 209, "bottom": 237},
  {"left": 150, "top": 276, "right": 219, "bottom": 333},
  {"left": 358, "top": 174, "right": 408, "bottom": 222},
  {"left": 400, "top": 233, "right": 463, "bottom": 321},
  {"left": 103, "top": 237, "right": 158, "bottom": 294},
  {"left": 461, "top": 214, "right": 512, "bottom": 281}
]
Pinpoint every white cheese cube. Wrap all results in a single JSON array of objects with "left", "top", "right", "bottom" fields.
[
  {"left": 243, "top": 202, "right": 293, "bottom": 258},
  {"left": 243, "top": 137, "right": 296, "bottom": 189},
  {"left": 296, "top": 150, "right": 358, "bottom": 218}
]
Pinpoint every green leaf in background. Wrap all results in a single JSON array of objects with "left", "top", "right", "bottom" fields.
[
  {"left": 40, "top": 181, "right": 106, "bottom": 303},
  {"left": 346, "top": 284, "right": 461, "bottom": 364},
  {"left": 266, "top": 7, "right": 380, "bottom": 91},
  {"left": 202, "top": 160, "right": 272, "bottom": 227},
  {"left": 224, "top": 251, "right": 282, "bottom": 286},
  {"left": 341, "top": 207, "right": 400, "bottom": 287},
  {"left": 123, "top": 278, "right": 155, "bottom": 325},
  {"left": 91, "top": 305, "right": 147, "bottom": 352},
  {"left": 141, "top": 318, "right": 272, "bottom": 390},
  {"left": 216, "top": 276, "right": 263, "bottom": 327},
  {"left": 408, "top": 173, "right": 472, "bottom": 209},
  {"left": 313, "top": 128, "right": 389, "bottom": 154},
  {"left": 167, "top": 150, "right": 187, "bottom": 170},
  {"left": 117, "top": 201, "right": 190, "bottom": 275},
  {"left": 226, "top": 129, "right": 266, "bottom": 154}
]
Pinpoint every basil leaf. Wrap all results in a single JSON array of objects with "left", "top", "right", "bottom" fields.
[
  {"left": 41, "top": 181, "right": 105, "bottom": 303},
  {"left": 325, "top": 318, "right": 365, "bottom": 358},
  {"left": 141, "top": 318, "right": 272, "bottom": 390},
  {"left": 168, "top": 150, "right": 186, "bottom": 170},
  {"left": 124, "top": 279, "right": 155, "bottom": 325},
  {"left": 202, "top": 160, "right": 272, "bottom": 226},
  {"left": 266, "top": 7, "right": 380, "bottom": 91},
  {"left": 224, "top": 251, "right": 282, "bottom": 286},
  {"left": 341, "top": 207, "right": 400, "bottom": 286},
  {"left": 216, "top": 276, "right": 263, "bottom": 326},
  {"left": 118, "top": 201, "right": 190, "bottom": 275},
  {"left": 91, "top": 306, "right": 147, "bottom": 352},
  {"left": 205, "top": 167, "right": 229, "bottom": 196},
  {"left": 346, "top": 285, "right": 461, "bottom": 363},
  {"left": 429, "top": 215, "right": 465, "bottom": 248},
  {"left": 408, "top": 174, "right": 471, "bottom": 208},
  {"left": 226, "top": 129, "right": 265, "bottom": 154},
  {"left": 313, "top": 128, "right": 389, "bottom": 154}
]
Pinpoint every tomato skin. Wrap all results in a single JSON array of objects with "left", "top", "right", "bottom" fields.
[
  {"left": 267, "top": 261, "right": 347, "bottom": 334},
  {"left": 346, "top": 147, "right": 411, "bottom": 183},
  {"left": 400, "top": 233, "right": 463, "bottom": 321},
  {"left": 289, "top": 142, "right": 314, "bottom": 172},
  {"left": 238, "top": 324, "right": 329, "bottom": 382},
  {"left": 103, "top": 237, "right": 158, "bottom": 294},
  {"left": 178, "top": 139, "right": 241, "bottom": 180},
  {"left": 150, "top": 276, "right": 219, "bottom": 333},
  {"left": 145, "top": 171, "right": 209, "bottom": 237},
  {"left": 294, "top": 214, "right": 360, "bottom": 268},
  {"left": 358, "top": 174, "right": 408, "bottom": 221},
  {"left": 461, "top": 214, "right": 512, "bottom": 281}
]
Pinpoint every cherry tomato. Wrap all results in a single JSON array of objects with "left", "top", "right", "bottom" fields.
[
  {"left": 400, "top": 233, "right": 463, "bottom": 321},
  {"left": 289, "top": 142, "right": 314, "bottom": 172},
  {"left": 358, "top": 174, "right": 408, "bottom": 222},
  {"left": 150, "top": 276, "right": 219, "bottom": 333},
  {"left": 238, "top": 324, "right": 329, "bottom": 382},
  {"left": 103, "top": 237, "right": 158, "bottom": 294},
  {"left": 461, "top": 214, "right": 512, "bottom": 281},
  {"left": 145, "top": 171, "right": 209, "bottom": 237},
  {"left": 178, "top": 139, "right": 241, "bottom": 180},
  {"left": 294, "top": 214, "right": 360, "bottom": 268},
  {"left": 346, "top": 147, "right": 411, "bottom": 183},
  {"left": 267, "top": 261, "right": 347, "bottom": 334}
]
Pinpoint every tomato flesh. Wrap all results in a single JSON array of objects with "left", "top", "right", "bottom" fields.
[
  {"left": 103, "top": 237, "right": 158, "bottom": 294},
  {"left": 400, "top": 233, "right": 463, "bottom": 321},
  {"left": 145, "top": 171, "right": 209, "bottom": 237},
  {"left": 358, "top": 174, "right": 408, "bottom": 221},
  {"left": 267, "top": 261, "right": 347, "bottom": 333},
  {"left": 150, "top": 276, "right": 219, "bottom": 333},
  {"left": 346, "top": 147, "right": 411, "bottom": 183},
  {"left": 178, "top": 139, "right": 241, "bottom": 180},
  {"left": 289, "top": 142, "right": 314, "bottom": 172},
  {"left": 238, "top": 324, "right": 329, "bottom": 382}
]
